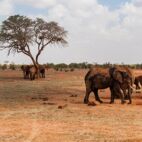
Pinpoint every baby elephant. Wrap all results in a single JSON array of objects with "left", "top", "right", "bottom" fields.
[{"left": 21, "top": 65, "right": 31, "bottom": 79}]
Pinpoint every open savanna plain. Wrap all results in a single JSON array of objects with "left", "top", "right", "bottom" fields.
[{"left": 0, "top": 69, "right": 142, "bottom": 142}]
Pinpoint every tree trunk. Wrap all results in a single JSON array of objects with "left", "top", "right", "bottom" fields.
[{"left": 29, "top": 55, "right": 40, "bottom": 79}]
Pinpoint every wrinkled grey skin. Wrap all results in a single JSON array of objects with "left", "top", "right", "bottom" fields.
[
  {"left": 21, "top": 65, "right": 31, "bottom": 79},
  {"left": 84, "top": 67, "right": 113, "bottom": 104},
  {"left": 109, "top": 66, "right": 134, "bottom": 104}
]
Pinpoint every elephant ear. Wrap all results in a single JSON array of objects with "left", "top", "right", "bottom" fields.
[
  {"left": 122, "top": 72, "right": 129, "bottom": 78},
  {"left": 113, "top": 70, "right": 123, "bottom": 83}
]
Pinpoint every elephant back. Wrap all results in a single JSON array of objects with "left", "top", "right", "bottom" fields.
[
  {"left": 39, "top": 65, "right": 45, "bottom": 72},
  {"left": 85, "top": 66, "right": 110, "bottom": 81},
  {"left": 29, "top": 66, "right": 37, "bottom": 73}
]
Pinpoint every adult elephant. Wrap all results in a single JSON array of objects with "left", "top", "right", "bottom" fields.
[
  {"left": 21, "top": 64, "right": 46, "bottom": 80},
  {"left": 21, "top": 65, "right": 31, "bottom": 79},
  {"left": 84, "top": 67, "right": 113, "bottom": 104},
  {"left": 39, "top": 65, "right": 46, "bottom": 78},
  {"left": 109, "top": 66, "right": 134, "bottom": 104},
  {"left": 29, "top": 66, "right": 37, "bottom": 80},
  {"left": 134, "top": 75, "right": 142, "bottom": 90}
]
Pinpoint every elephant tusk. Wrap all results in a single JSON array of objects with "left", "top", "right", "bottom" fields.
[
  {"left": 138, "top": 81, "right": 142, "bottom": 89},
  {"left": 130, "top": 84, "right": 142, "bottom": 93},
  {"left": 130, "top": 85, "right": 136, "bottom": 90}
]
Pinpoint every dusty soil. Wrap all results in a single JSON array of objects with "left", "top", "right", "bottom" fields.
[{"left": 0, "top": 69, "right": 142, "bottom": 142}]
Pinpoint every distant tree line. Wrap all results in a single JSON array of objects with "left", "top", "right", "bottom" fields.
[
  {"left": 1, "top": 62, "right": 142, "bottom": 71},
  {"left": 0, "top": 63, "right": 20, "bottom": 70},
  {"left": 47, "top": 62, "right": 142, "bottom": 70},
  {"left": 47, "top": 62, "right": 142, "bottom": 69}
]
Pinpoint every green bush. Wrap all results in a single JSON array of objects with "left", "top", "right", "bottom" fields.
[
  {"left": 2, "top": 64, "right": 7, "bottom": 70},
  {"left": 9, "top": 64, "right": 16, "bottom": 70}
]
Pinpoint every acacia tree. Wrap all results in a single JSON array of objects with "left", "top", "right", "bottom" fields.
[{"left": 0, "top": 15, "right": 67, "bottom": 74}]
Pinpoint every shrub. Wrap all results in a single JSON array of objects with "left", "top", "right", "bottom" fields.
[
  {"left": 2, "top": 64, "right": 7, "bottom": 70},
  {"left": 9, "top": 64, "right": 16, "bottom": 70}
]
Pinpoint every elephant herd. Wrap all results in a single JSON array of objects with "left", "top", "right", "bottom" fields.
[
  {"left": 21, "top": 65, "right": 45, "bottom": 80},
  {"left": 20, "top": 64, "right": 142, "bottom": 104},
  {"left": 84, "top": 66, "right": 139, "bottom": 104}
]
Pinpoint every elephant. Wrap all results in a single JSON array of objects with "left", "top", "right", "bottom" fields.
[
  {"left": 29, "top": 66, "right": 37, "bottom": 80},
  {"left": 84, "top": 66, "right": 134, "bottom": 104},
  {"left": 134, "top": 75, "right": 142, "bottom": 90},
  {"left": 109, "top": 66, "right": 134, "bottom": 104},
  {"left": 21, "top": 64, "right": 46, "bottom": 80},
  {"left": 21, "top": 65, "right": 31, "bottom": 79},
  {"left": 39, "top": 65, "right": 46, "bottom": 78},
  {"left": 84, "top": 67, "right": 113, "bottom": 104}
]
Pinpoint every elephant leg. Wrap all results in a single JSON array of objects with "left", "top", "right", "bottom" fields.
[
  {"left": 25, "top": 73, "right": 27, "bottom": 79},
  {"left": 26, "top": 71, "right": 30, "bottom": 79},
  {"left": 93, "top": 89, "right": 103, "bottom": 103},
  {"left": 124, "top": 89, "right": 129, "bottom": 100},
  {"left": 110, "top": 87, "right": 115, "bottom": 104},
  {"left": 118, "top": 87, "right": 126, "bottom": 104},
  {"left": 84, "top": 80, "right": 92, "bottom": 104},
  {"left": 32, "top": 73, "right": 35, "bottom": 80},
  {"left": 23, "top": 71, "right": 27, "bottom": 79},
  {"left": 30, "top": 73, "right": 33, "bottom": 80},
  {"left": 23, "top": 72, "right": 26, "bottom": 79},
  {"left": 127, "top": 87, "right": 132, "bottom": 104},
  {"left": 35, "top": 73, "right": 37, "bottom": 79},
  {"left": 28, "top": 73, "right": 30, "bottom": 79},
  {"left": 43, "top": 73, "right": 45, "bottom": 78},
  {"left": 114, "top": 83, "right": 126, "bottom": 104},
  {"left": 84, "top": 88, "right": 92, "bottom": 104}
]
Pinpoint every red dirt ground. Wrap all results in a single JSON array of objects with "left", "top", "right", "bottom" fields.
[{"left": 0, "top": 69, "right": 142, "bottom": 142}]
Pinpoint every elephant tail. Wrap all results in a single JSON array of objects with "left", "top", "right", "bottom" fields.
[{"left": 84, "top": 70, "right": 91, "bottom": 81}]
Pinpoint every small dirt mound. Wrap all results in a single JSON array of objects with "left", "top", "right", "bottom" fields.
[
  {"left": 42, "top": 102, "right": 56, "bottom": 105},
  {"left": 88, "top": 101, "right": 96, "bottom": 106},
  {"left": 135, "top": 102, "right": 142, "bottom": 105},
  {"left": 70, "top": 94, "right": 77, "bottom": 97},
  {"left": 42, "top": 97, "right": 48, "bottom": 101},
  {"left": 58, "top": 104, "right": 68, "bottom": 109},
  {"left": 31, "top": 97, "right": 48, "bottom": 101}
]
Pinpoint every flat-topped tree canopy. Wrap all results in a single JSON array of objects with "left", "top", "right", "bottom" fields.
[{"left": 0, "top": 15, "right": 68, "bottom": 66}]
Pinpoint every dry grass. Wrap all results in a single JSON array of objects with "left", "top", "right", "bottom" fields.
[{"left": 0, "top": 69, "right": 142, "bottom": 142}]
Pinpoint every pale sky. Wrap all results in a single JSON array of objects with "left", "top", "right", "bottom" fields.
[{"left": 0, "top": 0, "right": 142, "bottom": 64}]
